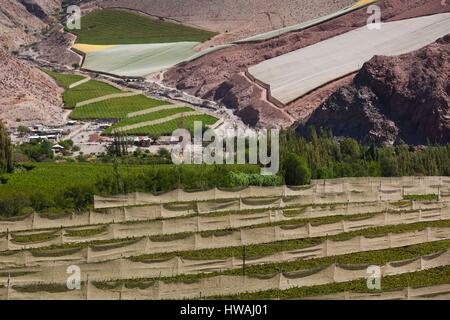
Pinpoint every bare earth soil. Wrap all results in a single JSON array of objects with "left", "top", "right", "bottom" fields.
[{"left": 163, "top": 0, "right": 450, "bottom": 128}]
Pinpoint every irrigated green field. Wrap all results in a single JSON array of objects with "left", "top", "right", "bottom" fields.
[
  {"left": 69, "top": 95, "right": 168, "bottom": 120},
  {"left": 105, "top": 107, "right": 194, "bottom": 133},
  {"left": 0, "top": 163, "right": 146, "bottom": 196},
  {"left": 42, "top": 70, "right": 86, "bottom": 89},
  {"left": 121, "top": 114, "right": 218, "bottom": 136},
  {"left": 72, "top": 9, "right": 217, "bottom": 44},
  {"left": 63, "top": 80, "right": 123, "bottom": 108},
  {"left": 43, "top": 69, "right": 219, "bottom": 137}
]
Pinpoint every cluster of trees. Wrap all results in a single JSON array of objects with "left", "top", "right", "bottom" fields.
[
  {"left": 94, "top": 163, "right": 261, "bottom": 196},
  {"left": 97, "top": 148, "right": 173, "bottom": 165},
  {"left": 0, "top": 164, "right": 260, "bottom": 217},
  {"left": 0, "top": 185, "right": 94, "bottom": 217},
  {"left": 279, "top": 128, "right": 450, "bottom": 184},
  {"left": 17, "top": 140, "right": 54, "bottom": 162},
  {"left": 16, "top": 139, "right": 80, "bottom": 162}
]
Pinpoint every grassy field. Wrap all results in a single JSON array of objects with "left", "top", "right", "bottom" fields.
[
  {"left": 105, "top": 107, "right": 194, "bottom": 133},
  {"left": 42, "top": 69, "right": 86, "bottom": 89},
  {"left": 72, "top": 9, "right": 217, "bottom": 45},
  {"left": 69, "top": 95, "right": 168, "bottom": 120},
  {"left": 0, "top": 163, "right": 258, "bottom": 206},
  {"left": 121, "top": 114, "right": 218, "bottom": 136},
  {"left": 63, "top": 80, "right": 123, "bottom": 108}
]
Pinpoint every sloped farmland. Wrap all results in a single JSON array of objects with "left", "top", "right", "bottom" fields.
[
  {"left": 247, "top": 13, "right": 450, "bottom": 106},
  {"left": 82, "top": 42, "right": 201, "bottom": 76},
  {"left": 0, "top": 177, "right": 449, "bottom": 299}
]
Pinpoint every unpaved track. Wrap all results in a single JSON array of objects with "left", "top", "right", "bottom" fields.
[
  {"left": 68, "top": 76, "right": 90, "bottom": 89},
  {"left": 127, "top": 104, "right": 187, "bottom": 117},
  {"left": 75, "top": 91, "right": 140, "bottom": 107},
  {"left": 113, "top": 111, "right": 202, "bottom": 133}
]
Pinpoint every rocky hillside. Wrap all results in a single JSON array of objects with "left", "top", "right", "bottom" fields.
[
  {"left": 0, "top": 0, "right": 68, "bottom": 127},
  {"left": 164, "top": 0, "right": 450, "bottom": 128},
  {"left": 0, "top": 49, "right": 65, "bottom": 128},
  {"left": 296, "top": 35, "right": 450, "bottom": 145},
  {"left": 0, "top": 0, "right": 60, "bottom": 50}
]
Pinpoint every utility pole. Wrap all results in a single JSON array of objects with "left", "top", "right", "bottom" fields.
[{"left": 242, "top": 245, "right": 246, "bottom": 277}]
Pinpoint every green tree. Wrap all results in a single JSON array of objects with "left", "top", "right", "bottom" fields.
[
  {"left": 17, "top": 125, "right": 31, "bottom": 135},
  {"left": 283, "top": 153, "right": 311, "bottom": 185},
  {"left": 340, "top": 138, "right": 361, "bottom": 161},
  {"left": 0, "top": 121, "right": 13, "bottom": 174}
]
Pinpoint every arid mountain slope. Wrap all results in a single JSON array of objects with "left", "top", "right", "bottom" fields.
[
  {"left": 0, "top": 0, "right": 66, "bottom": 127},
  {"left": 164, "top": 0, "right": 450, "bottom": 128},
  {"left": 297, "top": 35, "right": 450, "bottom": 145},
  {"left": 0, "top": 0, "right": 60, "bottom": 50},
  {"left": 0, "top": 49, "right": 64, "bottom": 127}
]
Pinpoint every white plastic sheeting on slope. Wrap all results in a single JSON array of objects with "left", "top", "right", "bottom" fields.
[
  {"left": 1, "top": 207, "right": 448, "bottom": 264},
  {"left": 3, "top": 250, "right": 449, "bottom": 299},
  {"left": 248, "top": 13, "right": 450, "bottom": 105},
  {"left": 2, "top": 227, "right": 449, "bottom": 284},
  {"left": 82, "top": 42, "right": 200, "bottom": 76}
]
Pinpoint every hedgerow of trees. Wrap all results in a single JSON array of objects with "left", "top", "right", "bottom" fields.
[
  {"left": 279, "top": 128, "right": 450, "bottom": 180},
  {"left": 1, "top": 126, "right": 449, "bottom": 217},
  {"left": 0, "top": 121, "right": 13, "bottom": 175}
]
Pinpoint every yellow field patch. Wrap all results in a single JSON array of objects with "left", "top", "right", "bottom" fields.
[
  {"left": 72, "top": 43, "right": 117, "bottom": 53},
  {"left": 351, "top": 0, "right": 378, "bottom": 9}
]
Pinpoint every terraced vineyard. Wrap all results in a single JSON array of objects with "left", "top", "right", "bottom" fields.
[
  {"left": 63, "top": 80, "right": 124, "bottom": 108},
  {"left": 71, "top": 9, "right": 217, "bottom": 45},
  {"left": 69, "top": 95, "right": 169, "bottom": 120},
  {"left": 45, "top": 70, "right": 218, "bottom": 136},
  {"left": 42, "top": 70, "right": 86, "bottom": 89},
  {"left": 120, "top": 114, "right": 218, "bottom": 136},
  {"left": 0, "top": 177, "right": 449, "bottom": 299},
  {"left": 103, "top": 106, "right": 194, "bottom": 133}
]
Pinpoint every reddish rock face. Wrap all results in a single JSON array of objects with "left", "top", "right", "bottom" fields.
[
  {"left": 297, "top": 35, "right": 450, "bottom": 145},
  {"left": 163, "top": 0, "right": 450, "bottom": 129}
]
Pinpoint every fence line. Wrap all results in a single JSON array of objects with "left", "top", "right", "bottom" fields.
[
  {"left": 1, "top": 227, "right": 449, "bottom": 285},
  {"left": 1, "top": 208, "right": 448, "bottom": 267},
  {"left": 3, "top": 250, "right": 448, "bottom": 300}
]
